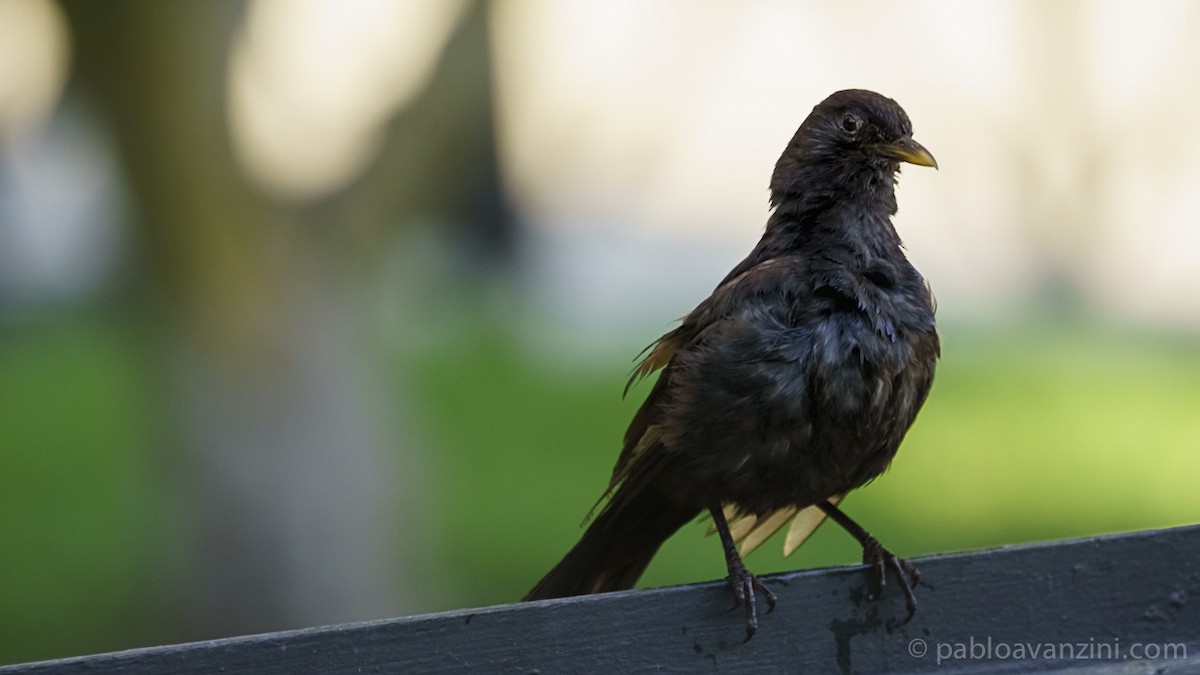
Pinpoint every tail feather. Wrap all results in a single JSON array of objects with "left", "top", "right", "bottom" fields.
[{"left": 525, "top": 481, "right": 697, "bottom": 600}]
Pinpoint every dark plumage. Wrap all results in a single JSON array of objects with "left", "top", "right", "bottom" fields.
[{"left": 525, "top": 89, "right": 940, "bottom": 639}]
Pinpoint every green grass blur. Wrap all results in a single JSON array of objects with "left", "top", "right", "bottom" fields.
[
  {"left": 2, "top": 312, "right": 1199, "bottom": 664},
  {"left": 0, "top": 313, "right": 161, "bottom": 663}
]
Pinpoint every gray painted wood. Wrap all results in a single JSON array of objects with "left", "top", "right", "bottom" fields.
[{"left": 5, "top": 526, "right": 1199, "bottom": 674}]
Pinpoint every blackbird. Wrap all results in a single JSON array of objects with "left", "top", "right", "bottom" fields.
[{"left": 525, "top": 89, "right": 940, "bottom": 640}]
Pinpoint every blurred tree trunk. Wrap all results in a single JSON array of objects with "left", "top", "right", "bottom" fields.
[
  {"left": 343, "top": 0, "right": 516, "bottom": 274},
  {"left": 58, "top": 1, "right": 406, "bottom": 639}
]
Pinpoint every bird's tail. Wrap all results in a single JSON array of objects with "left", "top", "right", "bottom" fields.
[{"left": 524, "top": 479, "right": 697, "bottom": 600}]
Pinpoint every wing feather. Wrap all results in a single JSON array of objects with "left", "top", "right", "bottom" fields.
[
  {"left": 709, "top": 495, "right": 844, "bottom": 558},
  {"left": 782, "top": 495, "right": 842, "bottom": 557}
]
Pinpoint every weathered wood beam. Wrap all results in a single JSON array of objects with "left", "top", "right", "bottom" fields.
[{"left": 5, "top": 526, "right": 1199, "bottom": 674}]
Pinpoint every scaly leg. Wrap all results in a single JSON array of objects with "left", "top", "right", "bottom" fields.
[
  {"left": 709, "top": 503, "right": 776, "bottom": 641},
  {"left": 818, "top": 501, "right": 919, "bottom": 623}
]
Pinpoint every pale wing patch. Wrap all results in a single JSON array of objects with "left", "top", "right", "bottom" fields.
[
  {"left": 710, "top": 496, "right": 845, "bottom": 558},
  {"left": 710, "top": 506, "right": 798, "bottom": 556},
  {"left": 782, "top": 494, "right": 842, "bottom": 557},
  {"left": 724, "top": 504, "right": 758, "bottom": 542},
  {"left": 711, "top": 505, "right": 760, "bottom": 542},
  {"left": 738, "top": 508, "right": 796, "bottom": 556}
]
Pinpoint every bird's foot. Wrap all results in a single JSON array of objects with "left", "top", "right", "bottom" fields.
[
  {"left": 726, "top": 558, "right": 776, "bottom": 642},
  {"left": 861, "top": 535, "right": 919, "bottom": 624}
]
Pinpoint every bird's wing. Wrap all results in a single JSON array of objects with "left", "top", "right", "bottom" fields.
[
  {"left": 625, "top": 253, "right": 807, "bottom": 396},
  {"left": 611, "top": 272, "right": 750, "bottom": 487},
  {"left": 624, "top": 330, "right": 683, "bottom": 397},
  {"left": 608, "top": 329, "right": 686, "bottom": 494},
  {"left": 609, "top": 255, "right": 815, "bottom": 525}
]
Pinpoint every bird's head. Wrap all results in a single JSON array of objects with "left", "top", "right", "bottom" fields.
[{"left": 770, "top": 90, "right": 936, "bottom": 207}]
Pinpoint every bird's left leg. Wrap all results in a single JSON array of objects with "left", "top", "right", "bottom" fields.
[
  {"left": 818, "top": 500, "right": 919, "bottom": 623},
  {"left": 708, "top": 503, "right": 775, "bottom": 641}
]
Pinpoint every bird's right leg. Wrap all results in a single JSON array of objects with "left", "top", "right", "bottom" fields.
[
  {"left": 818, "top": 500, "right": 919, "bottom": 623},
  {"left": 708, "top": 503, "right": 776, "bottom": 641}
]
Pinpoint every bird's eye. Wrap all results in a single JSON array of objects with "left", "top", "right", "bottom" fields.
[{"left": 841, "top": 113, "right": 862, "bottom": 134}]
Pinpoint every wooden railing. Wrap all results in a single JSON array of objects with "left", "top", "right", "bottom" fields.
[{"left": 4, "top": 526, "right": 1198, "bottom": 674}]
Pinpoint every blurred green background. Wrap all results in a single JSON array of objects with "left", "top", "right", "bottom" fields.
[{"left": 3, "top": 0, "right": 1200, "bottom": 666}]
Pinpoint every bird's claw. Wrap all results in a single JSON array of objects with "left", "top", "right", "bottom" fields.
[
  {"left": 726, "top": 559, "right": 776, "bottom": 641},
  {"left": 861, "top": 535, "right": 919, "bottom": 624}
]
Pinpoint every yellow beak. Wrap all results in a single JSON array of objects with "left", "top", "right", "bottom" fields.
[{"left": 883, "top": 136, "right": 938, "bottom": 169}]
